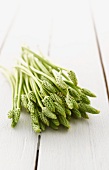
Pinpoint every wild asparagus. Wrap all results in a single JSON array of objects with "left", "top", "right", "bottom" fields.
[{"left": 0, "top": 46, "right": 100, "bottom": 133}]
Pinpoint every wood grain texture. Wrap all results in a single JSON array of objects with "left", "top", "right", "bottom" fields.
[
  {"left": 90, "top": 0, "right": 109, "bottom": 94},
  {"left": 38, "top": 0, "right": 109, "bottom": 170},
  {"left": 0, "top": 0, "right": 52, "bottom": 169}
]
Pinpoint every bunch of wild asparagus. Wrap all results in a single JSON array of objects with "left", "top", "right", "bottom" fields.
[{"left": 0, "top": 47, "right": 100, "bottom": 133}]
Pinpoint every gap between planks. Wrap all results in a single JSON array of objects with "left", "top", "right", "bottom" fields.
[
  {"left": 34, "top": 134, "right": 41, "bottom": 170},
  {"left": 91, "top": 11, "right": 109, "bottom": 102}
]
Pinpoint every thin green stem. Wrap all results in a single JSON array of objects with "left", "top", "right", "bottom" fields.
[
  {"left": 30, "top": 78, "right": 43, "bottom": 108},
  {"left": 11, "top": 74, "right": 16, "bottom": 87},
  {"left": 25, "top": 75, "right": 31, "bottom": 92},
  {"left": 61, "top": 71, "right": 69, "bottom": 80},
  {"left": 23, "top": 84, "right": 30, "bottom": 101},
  {"left": 17, "top": 71, "right": 23, "bottom": 108},
  {"left": 15, "top": 68, "right": 19, "bottom": 98},
  {"left": 10, "top": 75, "right": 15, "bottom": 109}
]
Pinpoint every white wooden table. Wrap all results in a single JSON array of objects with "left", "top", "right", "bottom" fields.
[{"left": 0, "top": 0, "right": 109, "bottom": 169}]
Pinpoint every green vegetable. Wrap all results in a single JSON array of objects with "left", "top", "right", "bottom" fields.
[
  {"left": 72, "top": 109, "right": 81, "bottom": 119},
  {"left": 67, "top": 70, "right": 78, "bottom": 86},
  {"left": 0, "top": 46, "right": 100, "bottom": 133}
]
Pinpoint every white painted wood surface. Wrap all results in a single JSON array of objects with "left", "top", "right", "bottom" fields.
[
  {"left": 38, "top": 0, "right": 109, "bottom": 170},
  {"left": 0, "top": 0, "right": 109, "bottom": 170},
  {"left": 0, "top": 0, "right": 19, "bottom": 48},
  {"left": 90, "top": 0, "right": 109, "bottom": 91}
]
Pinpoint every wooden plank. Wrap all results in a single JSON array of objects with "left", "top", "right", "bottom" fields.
[
  {"left": 38, "top": 0, "right": 109, "bottom": 170},
  {"left": 0, "top": 0, "right": 19, "bottom": 49},
  {"left": 90, "top": 0, "right": 109, "bottom": 94},
  {"left": 0, "top": 0, "right": 52, "bottom": 169}
]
